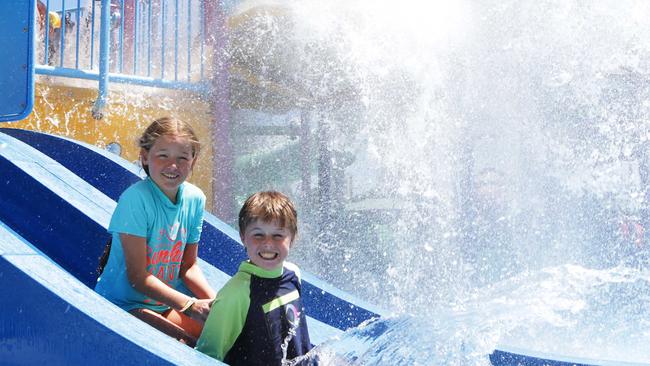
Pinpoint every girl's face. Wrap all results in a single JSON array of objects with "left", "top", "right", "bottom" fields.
[
  {"left": 241, "top": 219, "right": 293, "bottom": 271},
  {"left": 141, "top": 134, "right": 196, "bottom": 203}
]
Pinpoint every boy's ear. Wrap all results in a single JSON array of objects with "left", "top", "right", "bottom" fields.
[{"left": 289, "top": 234, "right": 296, "bottom": 248}]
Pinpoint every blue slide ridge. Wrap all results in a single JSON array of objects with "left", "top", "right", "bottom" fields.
[
  {"left": 490, "top": 350, "right": 593, "bottom": 366},
  {"left": 0, "top": 153, "right": 108, "bottom": 287},
  {"left": 0, "top": 224, "right": 214, "bottom": 365}
]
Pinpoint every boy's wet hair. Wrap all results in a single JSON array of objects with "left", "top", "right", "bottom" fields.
[
  {"left": 239, "top": 191, "right": 298, "bottom": 238},
  {"left": 138, "top": 116, "right": 201, "bottom": 175}
]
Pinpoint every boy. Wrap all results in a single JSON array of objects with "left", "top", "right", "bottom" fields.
[{"left": 196, "top": 191, "right": 312, "bottom": 365}]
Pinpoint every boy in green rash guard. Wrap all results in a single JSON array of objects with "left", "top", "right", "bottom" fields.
[{"left": 196, "top": 191, "right": 313, "bottom": 365}]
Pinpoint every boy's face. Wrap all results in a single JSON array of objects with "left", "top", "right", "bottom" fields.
[{"left": 241, "top": 219, "right": 293, "bottom": 271}]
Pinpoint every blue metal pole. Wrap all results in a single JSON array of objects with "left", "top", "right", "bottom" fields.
[
  {"left": 92, "top": 0, "right": 111, "bottom": 120},
  {"left": 161, "top": 0, "right": 166, "bottom": 79},
  {"left": 60, "top": 0, "right": 67, "bottom": 67},
  {"left": 90, "top": 0, "right": 96, "bottom": 69},
  {"left": 44, "top": 0, "right": 51, "bottom": 65},
  {"left": 187, "top": 0, "right": 191, "bottom": 82},
  {"left": 133, "top": 0, "right": 139, "bottom": 74},
  {"left": 35, "top": 65, "right": 208, "bottom": 93},
  {"left": 174, "top": 0, "right": 179, "bottom": 81},
  {"left": 147, "top": 0, "right": 152, "bottom": 77},
  {"left": 199, "top": 0, "right": 204, "bottom": 79},
  {"left": 119, "top": 0, "right": 125, "bottom": 72},
  {"left": 75, "top": 0, "right": 81, "bottom": 69}
]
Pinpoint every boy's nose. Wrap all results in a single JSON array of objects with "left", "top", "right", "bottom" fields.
[{"left": 261, "top": 236, "right": 274, "bottom": 245}]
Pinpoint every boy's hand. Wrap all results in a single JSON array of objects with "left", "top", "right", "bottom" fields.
[{"left": 187, "top": 298, "right": 213, "bottom": 323}]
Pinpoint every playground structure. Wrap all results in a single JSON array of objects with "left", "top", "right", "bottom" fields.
[{"left": 2, "top": 1, "right": 650, "bottom": 365}]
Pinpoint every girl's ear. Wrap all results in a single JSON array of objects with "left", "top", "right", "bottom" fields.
[{"left": 139, "top": 148, "right": 148, "bottom": 165}]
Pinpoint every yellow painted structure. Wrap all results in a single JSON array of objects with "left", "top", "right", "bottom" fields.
[{"left": 3, "top": 79, "right": 216, "bottom": 211}]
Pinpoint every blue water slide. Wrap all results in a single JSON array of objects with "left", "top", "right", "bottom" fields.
[
  {"left": 0, "top": 128, "right": 375, "bottom": 364},
  {"left": 2, "top": 128, "right": 635, "bottom": 366},
  {"left": 0, "top": 127, "right": 380, "bottom": 330}
]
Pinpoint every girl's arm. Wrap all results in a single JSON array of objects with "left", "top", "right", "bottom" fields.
[
  {"left": 121, "top": 233, "right": 198, "bottom": 316},
  {"left": 179, "top": 243, "right": 217, "bottom": 321},
  {"left": 180, "top": 243, "right": 216, "bottom": 299}
]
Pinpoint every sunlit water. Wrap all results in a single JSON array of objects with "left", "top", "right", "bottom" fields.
[
  {"left": 27, "top": 0, "right": 650, "bottom": 364},
  {"left": 284, "top": 265, "right": 650, "bottom": 365},
  {"left": 224, "top": 0, "right": 650, "bottom": 364}
]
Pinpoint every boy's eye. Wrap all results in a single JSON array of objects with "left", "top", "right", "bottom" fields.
[{"left": 273, "top": 234, "right": 284, "bottom": 239}]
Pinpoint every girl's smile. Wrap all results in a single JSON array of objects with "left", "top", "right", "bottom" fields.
[{"left": 141, "top": 134, "right": 196, "bottom": 203}]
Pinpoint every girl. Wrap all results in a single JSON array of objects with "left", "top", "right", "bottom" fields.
[{"left": 95, "top": 117, "right": 216, "bottom": 347}]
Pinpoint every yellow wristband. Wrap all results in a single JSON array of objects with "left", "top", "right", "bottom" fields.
[{"left": 179, "top": 297, "right": 196, "bottom": 313}]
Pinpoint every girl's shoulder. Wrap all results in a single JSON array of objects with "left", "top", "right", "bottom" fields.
[
  {"left": 119, "top": 179, "right": 153, "bottom": 201},
  {"left": 181, "top": 182, "right": 206, "bottom": 202}
]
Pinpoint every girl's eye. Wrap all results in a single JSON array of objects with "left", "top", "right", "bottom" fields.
[{"left": 273, "top": 234, "right": 284, "bottom": 240}]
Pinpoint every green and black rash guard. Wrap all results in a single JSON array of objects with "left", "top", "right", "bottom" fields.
[{"left": 196, "top": 261, "right": 312, "bottom": 365}]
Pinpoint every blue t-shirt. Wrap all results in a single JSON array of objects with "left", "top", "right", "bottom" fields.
[{"left": 95, "top": 177, "right": 205, "bottom": 312}]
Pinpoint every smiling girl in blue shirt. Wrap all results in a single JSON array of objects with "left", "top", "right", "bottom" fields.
[{"left": 96, "top": 117, "right": 216, "bottom": 347}]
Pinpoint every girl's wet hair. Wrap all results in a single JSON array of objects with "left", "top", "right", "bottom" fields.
[
  {"left": 139, "top": 116, "right": 201, "bottom": 175},
  {"left": 239, "top": 191, "right": 298, "bottom": 239}
]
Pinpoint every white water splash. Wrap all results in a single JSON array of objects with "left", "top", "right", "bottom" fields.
[{"left": 303, "top": 265, "right": 650, "bottom": 365}]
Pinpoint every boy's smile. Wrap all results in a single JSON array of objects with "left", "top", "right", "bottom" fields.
[{"left": 241, "top": 220, "right": 293, "bottom": 271}]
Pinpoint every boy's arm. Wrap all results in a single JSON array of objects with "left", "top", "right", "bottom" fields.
[{"left": 196, "top": 278, "right": 250, "bottom": 361}]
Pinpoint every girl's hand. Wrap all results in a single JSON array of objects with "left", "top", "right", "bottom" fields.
[{"left": 187, "top": 298, "right": 213, "bottom": 323}]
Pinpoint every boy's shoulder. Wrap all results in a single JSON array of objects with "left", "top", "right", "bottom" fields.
[
  {"left": 218, "top": 270, "right": 254, "bottom": 300},
  {"left": 283, "top": 261, "right": 302, "bottom": 281}
]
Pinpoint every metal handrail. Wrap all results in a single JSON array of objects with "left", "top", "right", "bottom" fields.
[{"left": 35, "top": 0, "right": 210, "bottom": 119}]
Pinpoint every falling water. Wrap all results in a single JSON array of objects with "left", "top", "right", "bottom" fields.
[{"left": 227, "top": 0, "right": 650, "bottom": 364}]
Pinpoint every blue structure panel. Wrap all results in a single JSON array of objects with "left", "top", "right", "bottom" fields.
[
  {"left": 0, "top": 155, "right": 109, "bottom": 288},
  {"left": 1, "top": 128, "right": 140, "bottom": 200},
  {"left": 0, "top": 255, "right": 172, "bottom": 366},
  {"left": 0, "top": 0, "right": 35, "bottom": 122}
]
